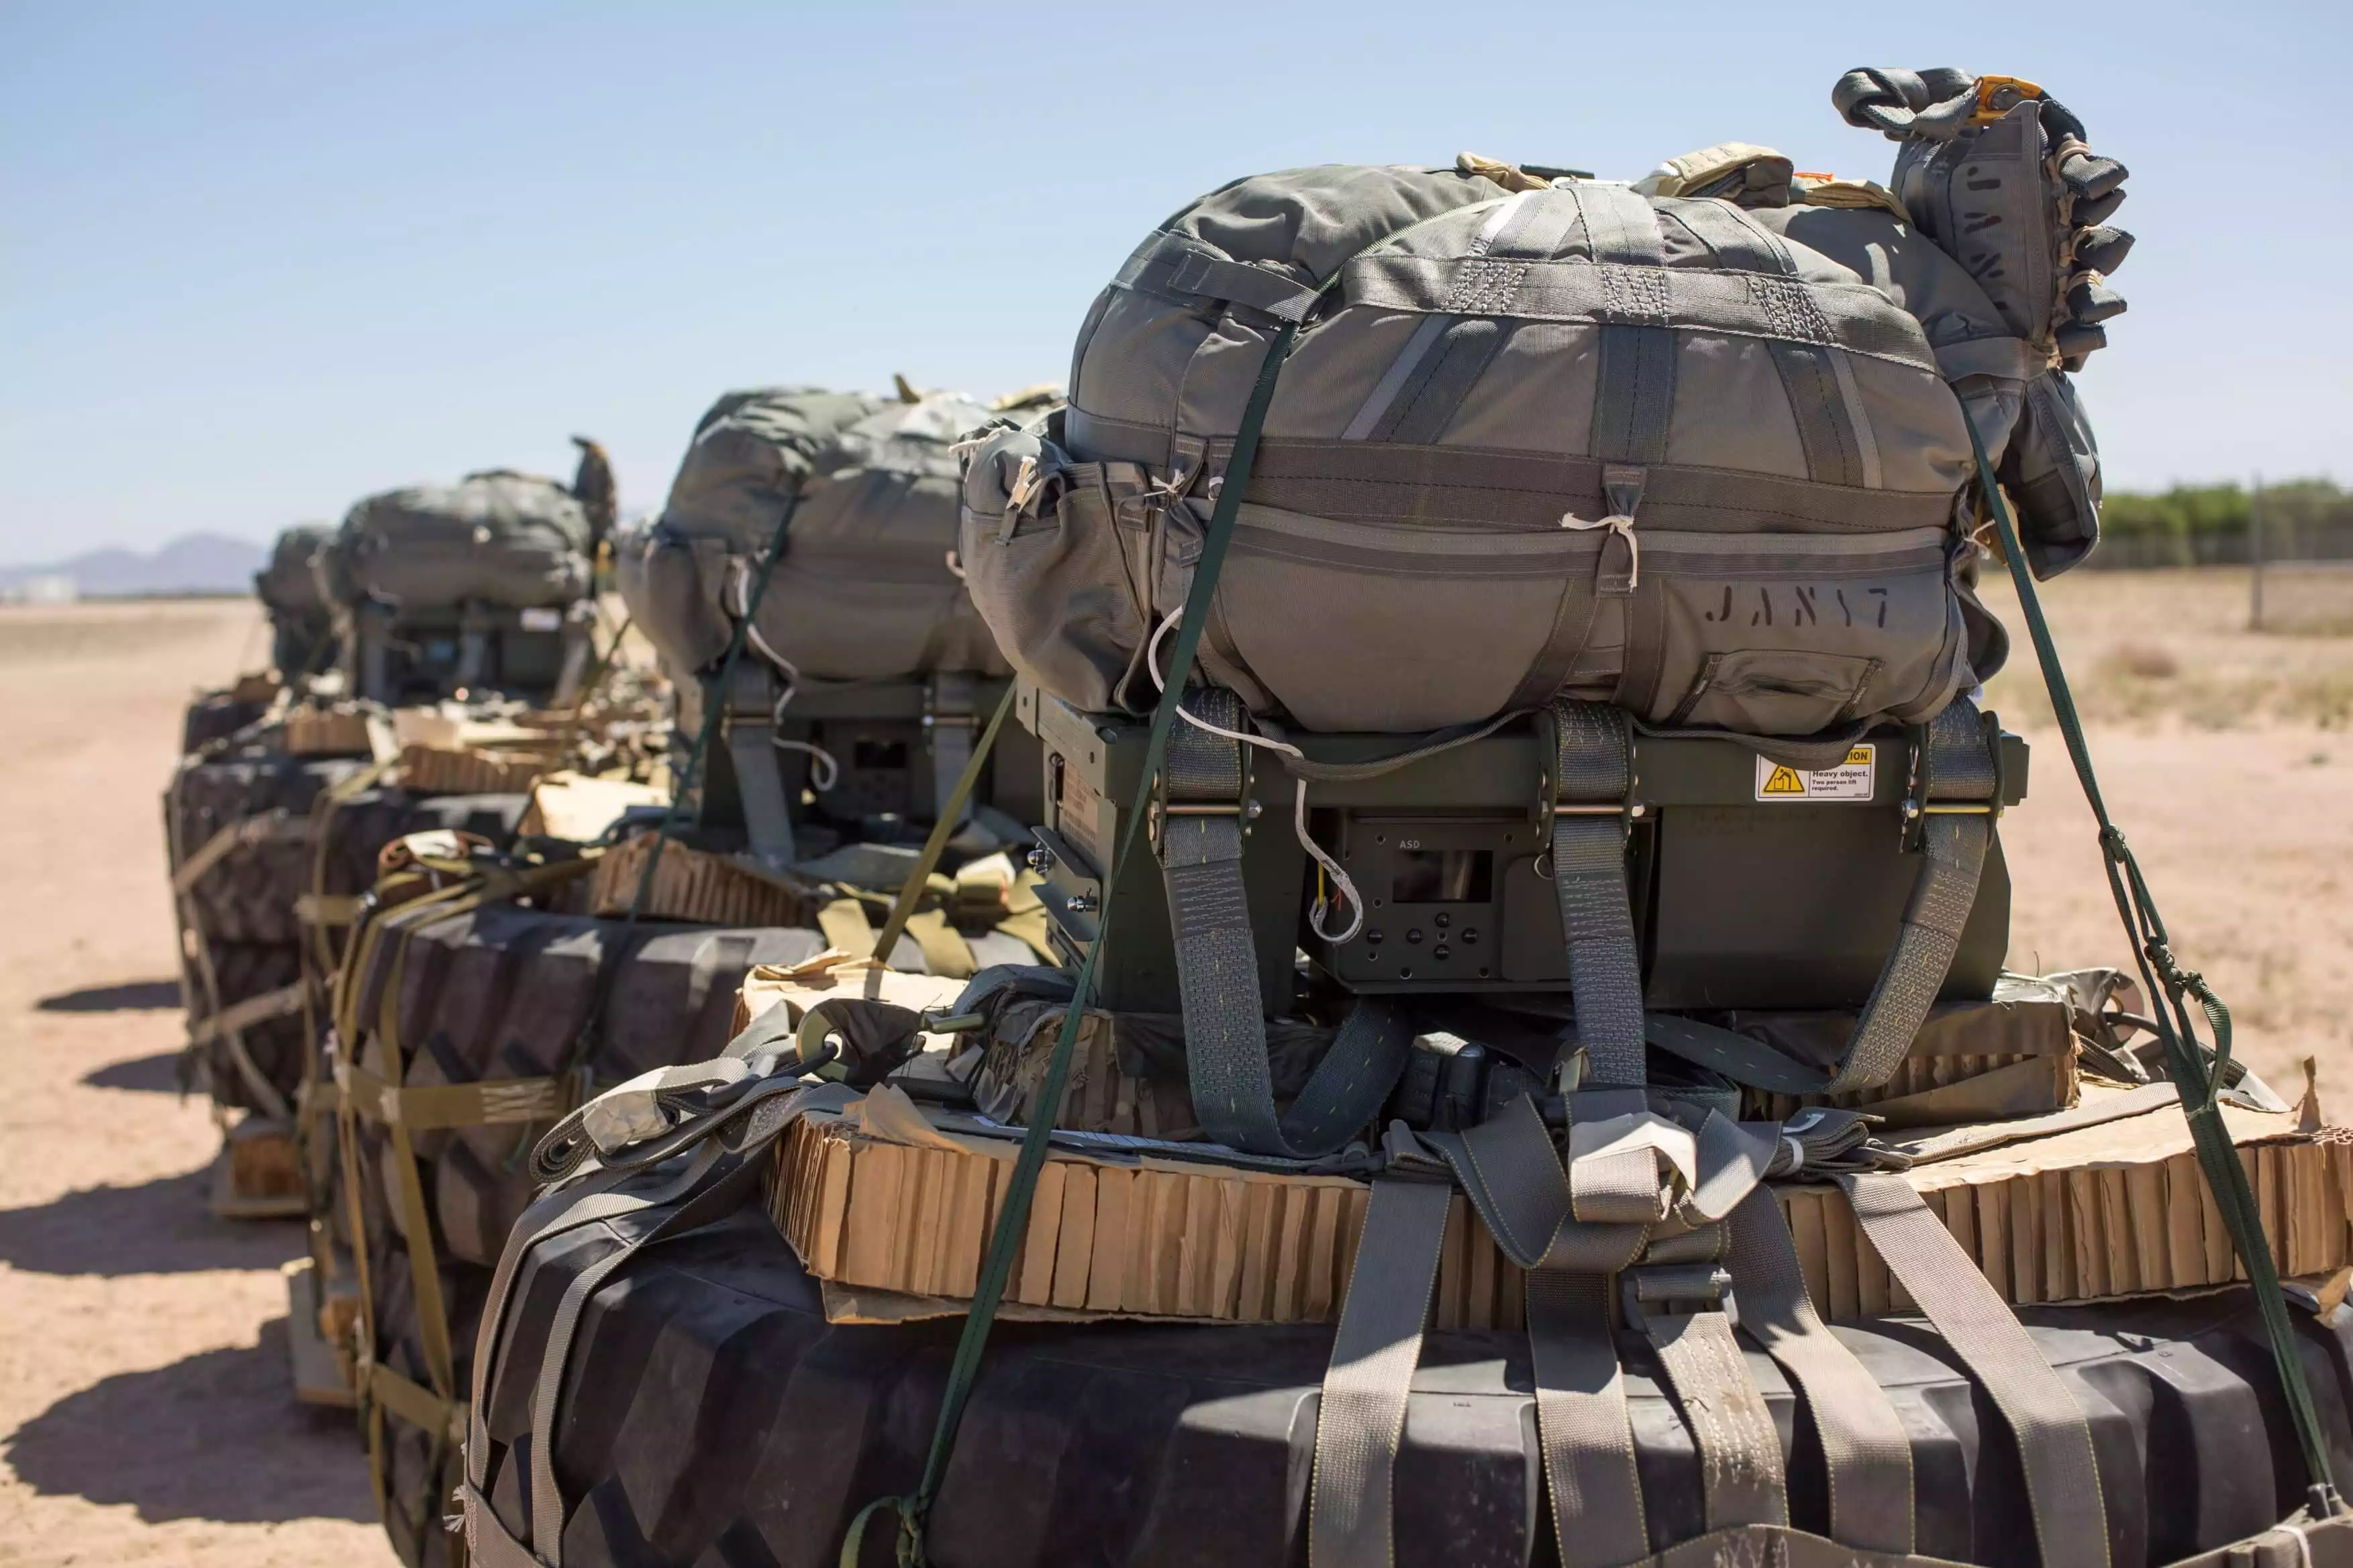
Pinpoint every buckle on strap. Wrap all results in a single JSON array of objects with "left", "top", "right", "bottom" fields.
[
  {"left": 1150, "top": 688, "right": 1256, "bottom": 855},
  {"left": 1901, "top": 698, "right": 2003, "bottom": 848}
]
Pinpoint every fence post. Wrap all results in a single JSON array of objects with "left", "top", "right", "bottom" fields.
[{"left": 2250, "top": 473, "right": 2266, "bottom": 631}]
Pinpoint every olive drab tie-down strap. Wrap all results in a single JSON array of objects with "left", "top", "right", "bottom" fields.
[
  {"left": 1963, "top": 411, "right": 2345, "bottom": 1518},
  {"left": 1824, "top": 696, "right": 1999, "bottom": 1093},
  {"left": 1316, "top": 1101, "right": 1822, "bottom": 1568},
  {"left": 1557, "top": 694, "right": 2001, "bottom": 1100},
  {"left": 1308, "top": 1157, "right": 1453, "bottom": 1568},
  {"left": 927, "top": 671, "right": 978, "bottom": 828},
  {"left": 1159, "top": 686, "right": 1413, "bottom": 1158},
  {"left": 840, "top": 311, "right": 1313, "bottom": 1568},
  {"left": 1545, "top": 698, "right": 1646, "bottom": 1086},
  {"left": 1724, "top": 1189, "right": 1916, "bottom": 1555},
  {"left": 724, "top": 662, "right": 799, "bottom": 870},
  {"left": 456, "top": 1075, "right": 859, "bottom": 1568},
  {"left": 1840, "top": 1170, "right": 2110, "bottom": 1567}
]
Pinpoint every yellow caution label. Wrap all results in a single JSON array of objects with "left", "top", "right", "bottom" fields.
[{"left": 1754, "top": 745, "right": 1876, "bottom": 802}]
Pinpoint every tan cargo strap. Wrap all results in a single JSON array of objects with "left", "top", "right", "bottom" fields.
[
  {"left": 1309, "top": 1171, "right": 1452, "bottom": 1567},
  {"left": 817, "top": 897, "right": 877, "bottom": 956},
  {"left": 170, "top": 811, "right": 307, "bottom": 893},
  {"left": 295, "top": 892, "right": 366, "bottom": 927},
  {"left": 338, "top": 1057, "right": 577, "bottom": 1132},
  {"left": 187, "top": 980, "right": 305, "bottom": 1047},
  {"left": 364, "top": 1357, "right": 466, "bottom": 1445},
  {"left": 1725, "top": 1189, "right": 1915, "bottom": 1553},
  {"left": 901, "top": 908, "right": 976, "bottom": 979},
  {"left": 1839, "top": 1169, "right": 2110, "bottom": 1568},
  {"left": 295, "top": 1074, "right": 340, "bottom": 1123}
]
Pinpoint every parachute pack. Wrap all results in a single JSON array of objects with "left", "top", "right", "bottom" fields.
[
  {"left": 619, "top": 384, "right": 1043, "bottom": 872},
  {"left": 336, "top": 468, "right": 598, "bottom": 705}
]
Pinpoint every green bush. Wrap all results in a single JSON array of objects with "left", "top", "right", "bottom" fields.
[{"left": 2101, "top": 479, "right": 2350, "bottom": 543}]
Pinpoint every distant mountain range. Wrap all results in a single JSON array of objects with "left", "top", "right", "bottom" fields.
[{"left": 0, "top": 532, "right": 267, "bottom": 598}]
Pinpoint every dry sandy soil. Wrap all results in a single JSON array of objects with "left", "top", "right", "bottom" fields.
[
  {"left": 0, "top": 574, "right": 2346, "bottom": 1565},
  {"left": 0, "top": 598, "right": 387, "bottom": 1567}
]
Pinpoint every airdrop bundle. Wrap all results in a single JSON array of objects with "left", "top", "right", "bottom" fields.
[{"left": 156, "top": 66, "right": 2353, "bottom": 1568}]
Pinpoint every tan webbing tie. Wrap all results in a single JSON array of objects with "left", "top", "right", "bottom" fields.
[
  {"left": 1726, "top": 1188, "right": 1915, "bottom": 1553},
  {"left": 901, "top": 908, "right": 977, "bottom": 979},
  {"left": 1309, "top": 1175, "right": 1452, "bottom": 1567},
  {"left": 185, "top": 980, "right": 305, "bottom": 1047},
  {"left": 816, "top": 898, "right": 875, "bottom": 957},
  {"left": 1839, "top": 1171, "right": 2111, "bottom": 1568}
]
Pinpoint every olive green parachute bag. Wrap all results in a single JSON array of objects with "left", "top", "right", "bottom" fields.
[
  {"left": 253, "top": 522, "right": 337, "bottom": 676},
  {"left": 336, "top": 469, "right": 594, "bottom": 611},
  {"left": 617, "top": 385, "right": 1015, "bottom": 685},
  {"left": 959, "top": 134, "right": 2107, "bottom": 741}
]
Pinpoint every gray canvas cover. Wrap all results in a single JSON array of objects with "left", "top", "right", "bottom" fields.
[
  {"left": 617, "top": 386, "right": 1011, "bottom": 683},
  {"left": 336, "top": 470, "right": 593, "bottom": 611},
  {"left": 960, "top": 163, "right": 2077, "bottom": 737}
]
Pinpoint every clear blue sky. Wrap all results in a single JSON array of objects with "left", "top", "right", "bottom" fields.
[{"left": 3, "top": 0, "right": 2346, "bottom": 564}]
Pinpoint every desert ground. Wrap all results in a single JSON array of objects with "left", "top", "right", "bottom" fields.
[{"left": 0, "top": 572, "right": 2347, "bottom": 1565}]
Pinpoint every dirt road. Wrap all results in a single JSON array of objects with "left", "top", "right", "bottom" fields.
[{"left": 0, "top": 576, "right": 2344, "bottom": 1565}]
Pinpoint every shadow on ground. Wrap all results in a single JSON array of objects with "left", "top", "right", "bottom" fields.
[
  {"left": 36, "top": 979, "right": 183, "bottom": 1012},
  {"left": 4, "top": 1320, "right": 375, "bottom": 1526},
  {"left": 0, "top": 1165, "right": 302, "bottom": 1276},
  {"left": 82, "top": 1050, "right": 189, "bottom": 1094}
]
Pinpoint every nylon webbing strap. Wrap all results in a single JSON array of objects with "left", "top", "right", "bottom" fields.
[
  {"left": 868, "top": 682, "right": 1018, "bottom": 969},
  {"left": 1545, "top": 699, "right": 1645, "bottom": 1085},
  {"left": 460, "top": 1481, "right": 544, "bottom": 1568},
  {"left": 1824, "top": 698, "right": 1997, "bottom": 1092},
  {"left": 1528, "top": 1268, "right": 1650, "bottom": 1567},
  {"left": 1727, "top": 1189, "right": 1914, "bottom": 1553},
  {"left": 187, "top": 981, "right": 305, "bottom": 1047},
  {"left": 567, "top": 498, "right": 799, "bottom": 1077},
  {"left": 466, "top": 1164, "right": 657, "bottom": 1489},
  {"left": 842, "top": 315, "right": 1308, "bottom": 1567},
  {"left": 1420, "top": 1093, "right": 1650, "bottom": 1272},
  {"left": 1840, "top": 1171, "right": 2109, "bottom": 1568},
  {"left": 728, "top": 715, "right": 798, "bottom": 869},
  {"left": 928, "top": 672, "right": 977, "bottom": 827},
  {"left": 1643, "top": 1304, "right": 1788, "bottom": 1530},
  {"left": 528, "top": 1142, "right": 738, "bottom": 1560},
  {"left": 1568, "top": 181, "right": 1675, "bottom": 469},
  {"left": 171, "top": 811, "right": 305, "bottom": 894},
  {"left": 1966, "top": 412, "right": 2342, "bottom": 1517},
  {"left": 366, "top": 1359, "right": 463, "bottom": 1443},
  {"left": 1309, "top": 1175, "right": 1452, "bottom": 1568},
  {"left": 1162, "top": 687, "right": 1410, "bottom": 1158},
  {"left": 338, "top": 1059, "right": 572, "bottom": 1131},
  {"left": 456, "top": 620, "right": 489, "bottom": 692}
]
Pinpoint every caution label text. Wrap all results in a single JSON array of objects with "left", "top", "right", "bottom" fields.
[{"left": 1754, "top": 745, "right": 1876, "bottom": 802}]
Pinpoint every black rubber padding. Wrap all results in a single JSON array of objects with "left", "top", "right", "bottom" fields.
[
  {"left": 341, "top": 905, "right": 832, "bottom": 1567},
  {"left": 472, "top": 1198, "right": 2353, "bottom": 1568}
]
